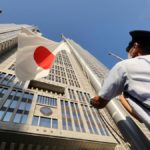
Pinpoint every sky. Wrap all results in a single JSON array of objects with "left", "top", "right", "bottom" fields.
[{"left": 1, "top": 0, "right": 150, "bottom": 68}]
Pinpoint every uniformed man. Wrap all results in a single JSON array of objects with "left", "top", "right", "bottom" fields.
[{"left": 90, "top": 30, "right": 150, "bottom": 130}]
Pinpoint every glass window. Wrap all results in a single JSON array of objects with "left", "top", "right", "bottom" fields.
[
  {"left": 20, "top": 82, "right": 25, "bottom": 88},
  {"left": 2, "top": 88, "right": 8, "bottom": 94},
  {"left": 65, "top": 101, "right": 73, "bottom": 131},
  {"left": 23, "top": 93, "right": 28, "bottom": 99},
  {"left": 10, "top": 90, "right": 16, "bottom": 96},
  {"left": 92, "top": 108, "right": 109, "bottom": 136},
  {"left": 13, "top": 113, "right": 22, "bottom": 123},
  {"left": 61, "top": 100, "right": 67, "bottom": 130},
  {"left": 81, "top": 105, "right": 93, "bottom": 133},
  {"left": 25, "top": 103, "right": 31, "bottom": 111},
  {"left": 80, "top": 92, "right": 85, "bottom": 102},
  {"left": 15, "top": 81, "right": 21, "bottom": 88},
  {"left": 32, "top": 116, "right": 39, "bottom": 126},
  {"left": 39, "top": 117, "right": 51, "bottom": 128},
  {"left": 0, "top": 88, "right": 7, "bottom": 98},
  {"left": 10, "top": 100, "right": 17, "bottom": 109},
  {"left": 86, "top": 107, "right": 98, "bottom": 134},
  {"left": 72, "top": 90, "right": 76, "bottom": 100},
  {"left": 21, "top": 114, "right": 28, "bottom": 124},
  {"left": 54, "top": 99, "right": 57, "bottom": 106},
  {"left": 8, "top": 76, "right": 15, "bottom": 86},
  {"left": 68, "top": 89, "right": 72, "bottom": 99},
  {"left": 3, "top": 112, "right": 12, "bottom": 122},
  {"left": 0, "top": 110, "right": 5, "bottom": 120},
  {"left": 1, "top": 74, "right": 11, "bottom": 85},
  {"left": 14, "top": 95, "right": 19, "bottom": 100},
  {"left": 76, "top": 91, "right": 82, "bottom": 102},
  {"left": 0, "top": 72, "right": 6, "bottom": 80},
  {"left": 37, "top": 95, "right": 57, "bottom": 106},
  {"left": 52, "top": 119, "right": 58, "bottom": 129},
  {"left": 16, "top": 91, "right": 22, "bottom": 97},
  {"left": 37, "top": 95, "right": 41, "bottom": 103},
  {"left": 70, "top": 103, "right": 80, "bottom": 132},
  {"left": 62, "top": 119, "right": 66, "bottom": 130},
  {"left": 28, "top": 94, "right": 33, "bottom": 100},
  {"left": 3, "top": 99, "right": 11, "bottom": 107},
  {"left": 19, "top": 102, "right": 26, "bottom": 110},
  {"left": 75, "top": 104, "right": 85, "bottom": 132},
  {"left": 84, "top": 93, "right": 90, "bottom": 103}
]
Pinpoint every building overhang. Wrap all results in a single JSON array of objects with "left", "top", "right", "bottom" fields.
[
  {"left": 0, "top": 129, "right": 117, "bottom": 150},
  {"left": 28, "top": 80, "right": 65, "bottom": 95}
]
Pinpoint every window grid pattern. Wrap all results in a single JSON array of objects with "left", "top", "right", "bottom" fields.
[
  {"left": 61, "top": 100, "right": 67, "bottom": 130},
  {"left": 0, "top": 90, "right": 33, "bottom": 124},
  {"left": 84, "top": 93, "right": 91, "bottom": 103},
  {"left": 0, "top": 72, "right": 25, "bottom": 88},
  {"left": 81, "top": 105, "right": 93, "bottom": 133},
  {"left": 0, "top": 72, "right": 6, "bottom": 81},
  {"left": 76, "top": 91, "right": 82, "bottom": 102},
  {"left": 68, "top": 89, "right": 76, "bottom": 100},
  {"left": 76, "top": 91, "right": 90, "bottom": 104},
  {"left": 44, "top": 65, "right": 67, "bottom": 84},
  {"left": 85, "top": 106, "right": 99, "bottom": 134},
  {"left": 0, "top": 87, "right": 8, "bottom": 100},
  {"left": 70, "top": 102, "right": 85, "bottom": 132},
  {"left": 71, "top": 102, "right": 80, "bottom": 132},
  {"left": 60, "top": 100, "right": 73, "bottom": 131},
  {"left": 68, "top": 40, "right": 108, "bottom": 81},
  {"left": 91, "top": 108, "right": 110, "bottom": 136},
  {"left": 44, "top": 50, "right": 80, "bottom": 88},
  {"left": 81, "top": 105, "right": 100, "bottom": 134},
  {"left": 32, "top": 116, "right": 58, "bottom": 129},
  {"left": 75, "top": 103, "right": 85, "bottom": 132},
  {"left": 37, "top": 95, "right": 57, "bottom": 106}
]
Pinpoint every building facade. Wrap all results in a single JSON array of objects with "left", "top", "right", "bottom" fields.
[{"left": 0, "top": 24, "right": 149, "bottom": 150}]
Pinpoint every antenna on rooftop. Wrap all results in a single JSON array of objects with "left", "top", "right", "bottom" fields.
[
  {"left": 60, "top": 33, "right": 67, "bottom": 42},
  {"left": 108, "top": 52, "right": 124, "bottom": 61}
]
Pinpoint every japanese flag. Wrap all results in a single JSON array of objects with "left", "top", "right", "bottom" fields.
[{"left": 15, "top": 28, "right": 60, "bottom": 81}]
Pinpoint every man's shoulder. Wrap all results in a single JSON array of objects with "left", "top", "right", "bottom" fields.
[
  {"left": 114, "top": 59, "right": 132, "bottom": 68},
  {"left": 112, "top": 58, "right": 139, "bottom": 72},
  {"left": 120, "top": 55, "right": 150, "bottom": 65},
  {"left": 116, "top": 56, "right": 146, "bottom": 66},
  {"left": 114, "top": 55, "right": 150, "bottom": 72}
]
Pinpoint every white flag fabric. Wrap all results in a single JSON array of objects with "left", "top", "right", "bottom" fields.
[{"left": 16, "top": 28, "right": 60, "bottom": 81}]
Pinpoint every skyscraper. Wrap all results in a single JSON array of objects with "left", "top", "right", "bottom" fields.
[{"left": 0, "top": 24, "right": 149, "bottom": 150}]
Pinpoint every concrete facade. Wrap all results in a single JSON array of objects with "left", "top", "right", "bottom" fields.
[{"left": 0, "top": 24, "right": 149, "bottom": 150}]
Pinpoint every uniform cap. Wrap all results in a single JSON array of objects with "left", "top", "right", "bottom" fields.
[
  {"left": 126, "top": 30, "right": 150, "bottom": 52},
  {"left": 130, "top": 30, "right": 150, "bottom": 44}
]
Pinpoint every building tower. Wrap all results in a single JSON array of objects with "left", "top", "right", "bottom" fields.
[{"left": 0, "top": 24, "right": 149, "bottom": 150}]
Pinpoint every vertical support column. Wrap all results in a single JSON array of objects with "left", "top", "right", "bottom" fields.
[{"left": 57, "top": 97, "right": 62, "bottom": 130}]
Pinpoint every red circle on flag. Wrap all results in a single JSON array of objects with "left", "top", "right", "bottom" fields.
[{"left": 33, "top": 46, "right": 55, "bottom": 69}]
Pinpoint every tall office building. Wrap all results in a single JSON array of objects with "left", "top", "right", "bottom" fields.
[{"left": 0, "top": 24, "right": 149, "bottom": 150}]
